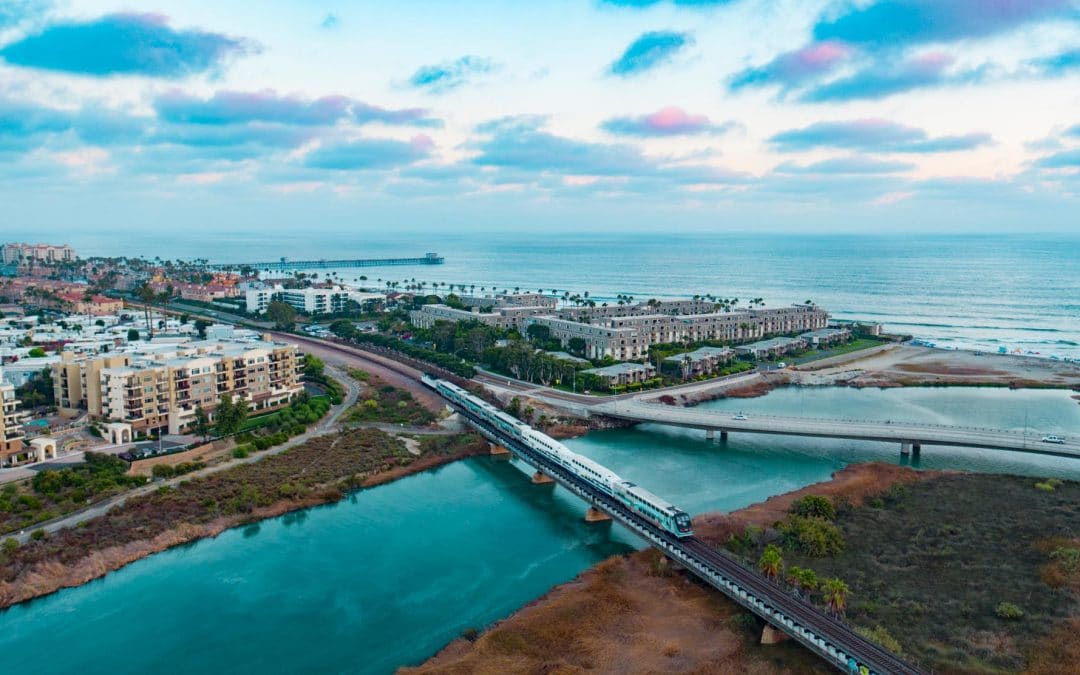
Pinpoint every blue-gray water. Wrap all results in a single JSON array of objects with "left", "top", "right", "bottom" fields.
[
  {"left": 1, "top": 386, "right": 1078, "bottom": 674},
  {"left": 33, "top": 230, "right": 1080, "bottom": 359}
]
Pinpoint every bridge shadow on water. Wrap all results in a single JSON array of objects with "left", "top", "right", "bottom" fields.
[{"left": 464, "top": 455, "right": 639, "bottom": 554}]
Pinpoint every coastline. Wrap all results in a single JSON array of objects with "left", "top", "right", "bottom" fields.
[{"left": 0, "top": 434, "right": 486, "bottom": 611}]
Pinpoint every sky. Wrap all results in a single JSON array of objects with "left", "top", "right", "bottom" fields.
[{"left": 1, "top": 0, "right": 1080, "bottom": 235}]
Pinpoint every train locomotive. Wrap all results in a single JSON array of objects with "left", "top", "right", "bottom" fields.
[{"left": 423, "top": 376, "right": 694, "bottom": 539}]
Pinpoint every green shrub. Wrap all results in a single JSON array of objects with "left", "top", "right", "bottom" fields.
[
  {"left": 790, "top": 495, "right": 836, "bottom": 520},
  {"left": 30, "top": 529, "right": 46, "bottom": 541},
  {"left": 856, "top": 625, "right": 904, "bottom": 656},
  {"left": 1, "top": 537, "right": 17, "bottom": 553},
  {"left": 1034, "top": 481, "right": 1056, "bottom": 492},
  {"left": 995, "top": 602, "right": 1024, "bottom": 620},
  {"left": 778, "top": 515, "right": 845, "bottom": 557}
]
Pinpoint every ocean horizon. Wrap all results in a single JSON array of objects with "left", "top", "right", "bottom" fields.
[{"left": 11, "top": 229, "right": 1078, "bottom": 359}]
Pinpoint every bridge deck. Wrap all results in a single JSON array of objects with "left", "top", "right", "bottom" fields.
[{"left": 593, "top": 401, "right": 1080, "bottom": 457}]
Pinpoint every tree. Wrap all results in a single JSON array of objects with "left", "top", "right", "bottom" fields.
[
  {"left": 790, "top": 495, "right": 836, "bottom": 521},
  {"left": 136, "top": 283, "right": 156, "bottom": 338},
  {"left": 194, "top": 319, "right": 211, "bottom": 339},
  {"left": 303, "top": 354, "right": 325, "bottom": 379},
  {"left": 822, "top": 578, "right": 850, "bottom": 615},
  {"left": 192, "top": 406, "right": 212, "bottom": 442},
  {"left": 28, "top": 347, "right": 46, "bottom": 357},
  {"left": 758, "top": 544, "right": 783, "bottom": 580},
  {"left": 266, "top": 300, "right": 296, "bottom": 329},
  {"left": 127, "top": 328, "right": 140, "bottom": 342},
  {"left": 213, "top": 394, "right": 250, "bottom": 436}
]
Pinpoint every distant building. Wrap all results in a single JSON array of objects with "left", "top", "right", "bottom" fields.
[
  {"left": 0, "top": 382, "right": 26, "bottom": 467},
  {"left": 663, "top": 346, "right": 734, "bottom": 378},
  {"left": 580, "top": 362, "right": 656, "bottom": 387},
  {"left": 1, "top": 242, "right": 76, "bottom": 265},
  {"left": 245, "top": 285, "right": 385, "bottom": 314},
  {"left": 799, "top": 327, "right": 852, "bottom": 348},
  {"left": 734, "top": 336, "right": 806, "bottom": 359}
]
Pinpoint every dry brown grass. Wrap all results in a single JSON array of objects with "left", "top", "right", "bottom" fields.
[
  {"left": 1025, "top": 618, "right": 1080, "bottom": 674},
  {"left": 693, "top": 462, "right": 932, "bottom": 547}
]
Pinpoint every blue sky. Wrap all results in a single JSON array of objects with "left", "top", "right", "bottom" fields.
[{"left": 1, "top": 0, "right": 1079, "bottom": 234}]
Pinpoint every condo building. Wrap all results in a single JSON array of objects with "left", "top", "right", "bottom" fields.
[
  {"left": 0, "top": 382, "right": 26, "bottom": 466},
  {"left": 53, "top": 337, "right": 304, "bottom": 435}
]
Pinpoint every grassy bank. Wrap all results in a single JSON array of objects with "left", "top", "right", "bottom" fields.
[
  {"left": 731, "top": 473, "right": 1079, "bottom": 672},
  {"left": 0, "top": 428, "right": 486, "bottom": 609}
]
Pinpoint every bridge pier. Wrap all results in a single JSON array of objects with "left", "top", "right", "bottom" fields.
[
  {"left": 761, "top": 624, "right": 791, "bottom": 645},
  {"left": 489, "top": 443, "right": 511, "bottom": 456},
  {"left": 585, "top": 506, "right": 611, "bottom": 522},
  {"left": 900, "top": 442, "right": 912, "bottom": 456},
  {"left": 532, "top": 471, "right": 555, "bottom": 485},
  {"left": 721, "top": 430, "right": 728, "bottom": 442},
  {"left": 706, "top": 429, "right": 714, "bottom": 441},
  {"left": 912, "top": 442, "right": 921, "bottom": 457}
]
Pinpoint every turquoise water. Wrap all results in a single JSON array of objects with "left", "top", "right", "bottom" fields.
[
  {"left": 32, "top": 230, "right": 1080, "bottom": 358},
  {"left": 1, "top": 387, "right": 1078, "bottom": 674}
]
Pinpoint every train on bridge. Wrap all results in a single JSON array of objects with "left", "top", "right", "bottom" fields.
[{"left": 423, "top": 376, "right": 694, "bottom": 539}]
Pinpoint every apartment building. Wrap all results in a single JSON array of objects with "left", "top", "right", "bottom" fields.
[
  {"left": 1, "top": 242, "right": 76, "bottom": 265},
  {"left": 246, "top": 285, "right": 385, "bottom": 314},
  {"left": 0, "top": 382, "right": 26, "bottom": 466},
  {"left": 526, "top": 304, "right": 828, "bottom": 361},
  {"left": 663, "top": 346, "right": 735, "bottom": 378},
  {"left": 408, "top": 304, "right": 549, "bottom": 331},
  {"left": 54, "top": 337, "right": 304, "bottom": 435}
]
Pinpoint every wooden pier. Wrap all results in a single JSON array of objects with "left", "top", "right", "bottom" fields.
[{"left": 207, "top": 252, "right": 444, "bottom": 272}]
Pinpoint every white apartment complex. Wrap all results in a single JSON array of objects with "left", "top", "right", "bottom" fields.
[
  {"left": 246, "top": 285, "right": 385, "bottom": 314},
  {"left": 1, "top": 242, "right": 76, "bottom": 264}
]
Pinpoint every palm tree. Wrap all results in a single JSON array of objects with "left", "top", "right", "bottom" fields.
[
  {"left": 822, "top": 578, "right": 850, "bottom": 615},
  {"left": 136, "top": 283, "right": 157, "bottom": 338},
  {"left": 758, "top": 544, "right": 783, "bottom": 580},
  {"left": 157, "top": 284, "right": 174, "bottom": 331}
]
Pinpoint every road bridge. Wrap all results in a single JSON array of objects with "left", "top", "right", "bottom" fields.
[
  {"left": 591, "top": 400, "right": 1080, "bottom": 458},
  {"left": 436, "top": 392, "right": 922, "bottom": 674}
]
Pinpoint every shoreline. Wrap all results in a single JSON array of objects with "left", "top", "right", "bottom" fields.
[{"left": 0, "top": 440, "right": 485, "bottom": 612}]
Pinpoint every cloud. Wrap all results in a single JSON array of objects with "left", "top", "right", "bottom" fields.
[
  {"left": 0, "top": 0, "right": 51, "bottom": 28},
  {"left": 1029, "top": 48, "right": 1080, "bottom": 76},
  {"left": 774, "top": 156, "right": 916, "bottom": 174},
  {"left": 470, "top": 115, "right": 742, "bottom": 187},
  {"left": 0, "top": 12, "right": 251, "bottom": 77},
  {"left": 155, "top": 90, "right": 439, "bottom": 127},
  {"left": 800, "top": 52, "right": 989, "bottom": 102},
  {"left": 729, "top": 41, "right": 853, "bottom": 92},
  {"left": 408, "top": 56, "right": 497, "bottom": 93},
  {"left": 609, "top": 30, "right": 693, "bottom": 77},
  {"left": 1034, "top": 148, "right": 1080, "bottom": 169},
  {"left": 812, "top": 0, "right": 1075, "bottom": 50},
  {"left": 600, "top": 106, "right": 735, "bottom": 136},
  {"left": 769, "top": 119, "right": 992, "bottom": 153},
  {"left": 600, "top": 0, "right": 734, "bottom": 6},
  {"left": 303, "top": 135, "right": 434, "bottom": 170}
]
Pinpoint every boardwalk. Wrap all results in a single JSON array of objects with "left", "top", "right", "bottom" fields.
[
  {"left": 592, "top": 399, "right": 1080, "bottom": 458},
  {"left": 206, "top": 253, "right": 444, "bottom": 271}
]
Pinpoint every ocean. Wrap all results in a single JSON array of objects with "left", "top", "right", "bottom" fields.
[{"left": 17, "top": 228, "right": 1080, "bottom": 359}]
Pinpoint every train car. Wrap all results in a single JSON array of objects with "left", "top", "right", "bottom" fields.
[
  {"left": 612, "top": 481, "right": 694, "bottom": 538},
  {"left": 424, "top": 376, "right": 693, "bottom": 539},
  {"left": 521, "top": 428, "right": 621, "bottom": 495}
]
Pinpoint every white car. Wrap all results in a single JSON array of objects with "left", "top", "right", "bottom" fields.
[
  {"left": 1041, "top": 435, "right": 1065, "bottom": 444},
  {"left": 732, "top": 414, "right": 748, "bottom": 421}
]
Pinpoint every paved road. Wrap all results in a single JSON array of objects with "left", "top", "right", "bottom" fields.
[
  {"left": 6, "top": 364, "right": 360, "bottom": 543},
  {"left": 593, "top": 399, "right": 1080, "bottom": 458}
]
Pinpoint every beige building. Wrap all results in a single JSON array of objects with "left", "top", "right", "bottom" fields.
[
  {"left": 54, "top": 337, "right": 304, "bottom": 435},
  {"left": 0, "top": 382, "right": 26, "bottom": 467},
  {"left": 1, "top": 242, "right": 76, "bottom": 265}
]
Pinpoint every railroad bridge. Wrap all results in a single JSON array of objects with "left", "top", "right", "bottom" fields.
[{"left": 436, "top": 391, "right": 923, "bottom": 675}]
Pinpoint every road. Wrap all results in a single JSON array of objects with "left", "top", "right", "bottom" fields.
[{"left": 593, "top": 399, "right": 1080, "bottom": 458}]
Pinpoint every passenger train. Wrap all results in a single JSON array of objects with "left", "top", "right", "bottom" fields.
[{"left": 423, "top": 376, "right": 694, "bottom": 538}]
